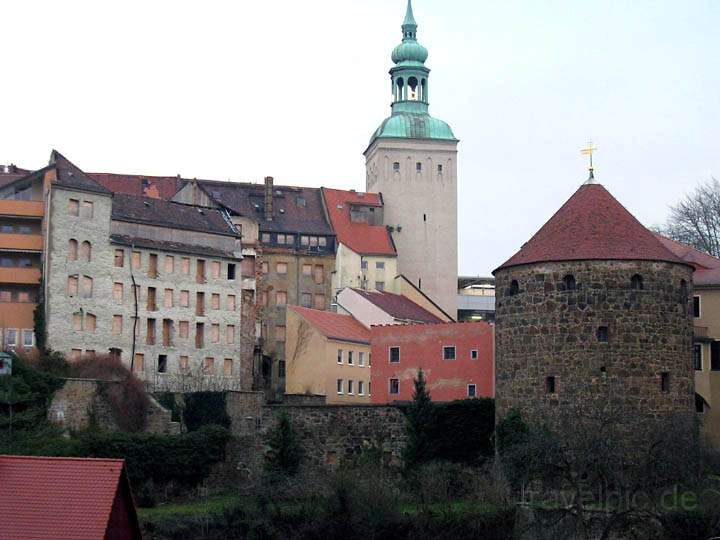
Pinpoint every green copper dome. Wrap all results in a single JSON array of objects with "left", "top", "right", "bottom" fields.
[
  {"left": 370, "top": 113, "right": 456, "bottom": 143},
  {"left": 391, "top": 41, "right": 428, "bottom": 65}
]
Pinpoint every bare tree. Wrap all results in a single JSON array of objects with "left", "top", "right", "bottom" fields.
[{"left": 657, "top": 178, "right": 720, "bottom": 257}]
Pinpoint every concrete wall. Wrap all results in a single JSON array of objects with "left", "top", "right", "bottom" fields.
[
  {"left": 396, "top": 275, "right": 454, "bottom": 322},
  {"left": 331, "top": 243, "right": 398, "bottom": 299},
  {"left": 365, "top": 138, "right": 458, "bottom": 318},
  {"left": 285, "top": 308, "right": 371, "bottom": 403}
]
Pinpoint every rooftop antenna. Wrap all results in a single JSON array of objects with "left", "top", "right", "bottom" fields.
[{"left": 580, "top": 141, "right": 597, "bottom": 184}]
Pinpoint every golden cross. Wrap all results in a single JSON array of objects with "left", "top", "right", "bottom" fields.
[{"left": 580, "top": 141, "right": 597, "bottom": 172}]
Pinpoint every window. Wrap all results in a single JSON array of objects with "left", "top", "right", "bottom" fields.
[
  {"left": 109, "top": 348, "right": 122, "bottom": 362},
  {"left": 313, "top": 294, "right": 325, "bottom": 310},
  {"left": 276, "top": 325, "right": 286, "bottom": 342},
  {"left": 467, "top": 384, "right": 477, "bottom": 398},
  {"left": 18, "top": 258, "right": 31, "bottom": 268},
  {"left": 711, "top": 341, "right": 720, "bottom": 371},
  {"left": 196, "top": 259, "right": 206, "bottom": 283},
  {"left": 181, "top": 257, "right": 190, "bottom": 274},
  {"left": 309, "top": 236, "right": 318, "bottom": 247},
  {"left": 443, "top": 346, "right": 456, "bottom": 360},
  {"left": 563, "top": 274, "right": 576, "bottom": 291},
  {"left": 85, "top": 350, "right": 96, "bottom": 357},
  {"left": 70, "top": 349, "right": 82, "bottom": 361},
  {"left": 694, "top": 296, "right": 701, "bottom": 318},
  {"left": 224, "top": 358, "right": 233, "bottom": 377},
  {"left": 162, "top": 319, "right": 173, "bottom": 346},
  {"left": 361, "top": 260, "right": 368, "bottom": 270},
  {"left": 179, "top": 320, "right": 189, "bottom": 339},
  {"left": 22, "top": 329, "right": 34, "bottom": 348},
  {"left": 300, "top": 236, "right": 309, "bottom": 246},
  {"left": 196, "top": 292, "right": 205, "bottom": 316},
  {"left": 17, "top": 291, "right": 30, "bottom": 303},
  {"left": 375, "top": 281, "right": 385, "bottom": 291},
  {"left": 337, "top": 349, "right": 343, "bottom": 364},
  {"left": 276, "top": 291, "right": 287, "bottom": 306},
  {"left": 437, "top": 164, "right": 443, "bottom": 173},
  {"left": 240, "top": 258, "right": 254, "bottom": 277},
  {"left": 694, "top": 344, "right": 703, "bottom": 371},
  {"left": 393, "top": 162, "right": 400, "bottom": 172},
  {"left": 134, "top": 353, "right": 144, "bottom": 372},
  {"left": 81, "top": 276, "right": 93, "bottom": 297},
  {"left": 348, "top": 351, "right": 354, "bottom": 365},
  {"left": 314, "top": 265, "right": 324, "bottom": 284},
  {"left": 86, "top": 313, "right": 96, "bottom": 332},
  {"left": 416, "top": 162, "right": 422, "bottom": 172},
  {"left": 276, "top": 262, "right": 288, "bottom": 274},
  {"left": 67, "top": 275, "right": 78, "bottom": 296},
  {"left": 631, "top": 274, "right": 644, "bottom": 290},
  {"left": 359, "top": 352, "right": 365, "bottom": 367},
  {"left": 147, "top": 318, "right": 156, "bottom": 345},
  {"left": 262, "top": 233, "right": 271, "bottom": 243},
  {"left": 203, "top": 357, "right": 215, "bottom": 373},
  {"left": 302, "top": 264, "right": 312, "bottom": 276},
  {"left": 696, "top": 393, "right": 706, "bottom": 414},
  {"left": 508, "top": 280, "right": 519, "bottom": 296},
  {"left": 261, "top": 261, "right": 269, "bottom": 274},
  {"left": 164, "top": 288, "right": 173, "bottom": 308},
  {"left": 68, "top": 199, "right": 79, "bottom": 216},
  {"left": 227, "top": 295, "right": 236, "bottom": 311},
  {"left": 389, "top": 346, "right": 400, "bottom": 363},
  {"left": 260, "top": 291, "right": 268, "bottom": 306},
  {"left": 196, "top": 323, "right": 205, "bottom": 348},
  {"left": 147, "top": 287, "right": 157, "bottom": 310},
  {"left": 470, "top": 349, "right": 479, "bottom": 360},
  {"left": 112, "top": 315, "right": 123, "bottom": 335},
  {"left": 226, "top": 325, "right": 235, "bottom": 344},
  {"left": 148, "top": 254, "right": 158, "bottom": 278},
  {"left": 68, "top": 239, "right": 78, "bottom": 261},
  {"left": 211, "top": 323, "right": 220, "bottom": 343},
  {"left": 179, "top": 356, "right": 189, "bottom": 371},
  {"left": 158, "top": 355, "right": 168, "bottom": 373},
  {"left": 211, "top": 293, "right": 220, "bottom": 310},
  {"left": 114, "top": 249, "right": 124, "bottom": 267},
  {"left": 337, "top": 379, "right": 344, "bottom": 394},
  {"left": 79, "top": 241, "right": 91, "bottom": 262},
  {"left": 660, "top": 372, "right": 670, "bottom": 393},
  {"left": 164, "top": 256, "right": 174, "bottom": 274},
  {"left": 389, "top": 378, "right": 400, "bottom": 395},
  {"left": 180, "top": 290, "right": 190, "bottom": 307},
  {"left": 211, "top": 261, "right": 221, "bottom": 279},
  {"left": 301, "top": 292, "right": 312, "bottom": 307},
  {"left": 597, "top": 326, "right": 609, "bottom": 343},
  {"left": 81, "top": 201, "right": 94, "bottom": 218},
  {"left": 132, "top": 251, "right": 141, "bottom": 269},
  {"left": 277, "top": 234, "right": 285, "bottom": 244},
  {"left": 348, "top": 380, "right": 354, "bottom": 394},
  {"left": 376, "top": 261, "right": 385, "bottom": 270},
  {"left": 73, "top": 312, "right": 83, "bottom": 331},
  {"left": 227, "top": 263, "right": 236, "bottom": 280},
  {"left": 546, "top": 376, "right": 556, "bottom": 394}
]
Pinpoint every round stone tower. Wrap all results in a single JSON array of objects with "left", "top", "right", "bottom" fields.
[{"left": 493, "top": 177, "right": 695, "bottom": 427}]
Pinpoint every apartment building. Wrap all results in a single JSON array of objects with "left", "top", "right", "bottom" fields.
[
  {"left": 285, "top": 306, "right": 371, "bottom": 404},
  {"left": 0, "top": 167, "right": 46, "bottom": 353}
]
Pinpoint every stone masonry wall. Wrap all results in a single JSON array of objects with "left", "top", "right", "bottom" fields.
[{"left": 494, "top": 260, "right": 695, "bottom": 427}]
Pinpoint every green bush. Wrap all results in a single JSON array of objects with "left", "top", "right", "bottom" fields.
[
  {"left": 495, "top": 408, "right": 528, "bottom": 452},
  {"left": 183, "top": 392, "right": 231, "bottom": 432},
  {"left": 264, "top": 412, "right": 302, "bottom": 476},
  {"left": 155, "top": 392, "right": 182, "bottom": 423}
]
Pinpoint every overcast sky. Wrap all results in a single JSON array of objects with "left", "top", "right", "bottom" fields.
[{"left": 2, "top": 1, "right": 718, "bottom": 275}]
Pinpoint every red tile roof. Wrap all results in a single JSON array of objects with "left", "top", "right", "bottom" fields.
[
  {"left": 89, "top": 172, "right": 185, "bottom": 200},
  {"left": 654, "top": 233, "right": 720, "bottom": 286},
  {"left": 322, "top": 188, "right": 396, "bottom": 256},
  {"left": 289, "top": 305, "right": 371, "bottom": 344},
  {"left": 350, "top": 288, "right": 444, "bottom": 324},
  {"left": 0, "top": 455, "right": 140, "bottom": 540},
  {"left": 495, "top": 183, "right": 687, "bottom": 272}
]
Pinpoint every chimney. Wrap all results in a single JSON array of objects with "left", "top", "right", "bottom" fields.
[
  {"left": 9, "top": 164, "right": 16, "bottom": 173},
  {"left": 264, "top": 176, "right": 274, "bottom": 221}
]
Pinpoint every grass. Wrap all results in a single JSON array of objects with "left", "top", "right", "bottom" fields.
[{"left": 138, "top": 493, "right": 245, "bottom": 520}]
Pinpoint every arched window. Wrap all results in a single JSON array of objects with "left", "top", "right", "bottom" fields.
[
  {"left": 80, "top": 241, "right": 92, "bottom": 262},
  {"left": 68, "top": 239, "right": 78, "bottom": 261},
  {"left": 408, "top": 76, "right": 419, "bottom": 100},
  {"left": 508, "top": 280, "right": 519, "bottom": 296},
  {"left": 396, "top": 78, "right": 404, "bottom": 101},
  {"left": 563, "top": 274, "right": 576, "bottom": 291},
  {"left": 597, "top": 326, "right": 609, "bottom": 343},
  {"left": 421, "top": 78, "right": 427, "bottom": 101},
  {"left": 631, "top": 274, "right": 643, "bottom": 290}
]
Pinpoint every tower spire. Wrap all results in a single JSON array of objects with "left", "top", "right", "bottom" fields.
[
  {"left": 403, "top": 0, "right": 417, "bottom": 37},
  {"left": 580, "top": 142, "right": 598, "bottom": 184}
]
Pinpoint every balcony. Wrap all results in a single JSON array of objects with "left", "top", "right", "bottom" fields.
[
  {"left": 0, "top": 233, "right": 43, "bottom": 252},
  {"left": 694, "top": 326, "right": 712, "bottom": 342},
  {"left": 0, "top": 200, "right": 44, "bottom": 218},
  {"left": 0, "top": 267, "right": 41, "bottom": 285}
]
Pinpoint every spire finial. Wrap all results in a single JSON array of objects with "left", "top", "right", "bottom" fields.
[
  {"left": 580, "top": 141, "right": 598, "bottom": 184},
  {"left": 404, "top": 0, "right": 417, "bottom": 27}
]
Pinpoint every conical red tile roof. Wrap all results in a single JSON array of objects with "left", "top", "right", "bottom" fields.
[{"left": 495, "top": 183, "right": 688, "bottom": 272}]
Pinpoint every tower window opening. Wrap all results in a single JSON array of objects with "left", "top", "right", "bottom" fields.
[
  {"left": 562, "top": 274, "right": 576, "bottom": 291},
  {"left": 597, "top": 326, "right": 609, "bottom": 343},
  {"left": 408, "top": 76, "right": 418, "bottom": 100},
  {"left": 437, "top": 164, "right": 443, "bottom": 173},
  {"left": 508, "top": 280, "right": 519, "bottom": 296},
  {"left": 660, "top": 372, "right": 670, "bottom": 393},
  {"left": 416, "top": 162, "right": 422, "bottom": 172},
  {"left": 631, "top": 274, "right": 644, "bottom": 290},
  {"left": 396, "top": 77, "right": 404, "bottom": 101},
  {"left": 423, "top": 214, "right": 426, "bottom": 222},
  {"left": 393, "top": 162, "right": 400, "bottom": 172},
  {"left": 546, "top": 376, "right": 556, "bottom": 394}
]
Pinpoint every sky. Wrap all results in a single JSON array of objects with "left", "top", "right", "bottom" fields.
[{"left": 2, "top": 0, "right": 718, "bottom": 276}]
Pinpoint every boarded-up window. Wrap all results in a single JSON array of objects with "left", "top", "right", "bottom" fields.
[
  {"left": 68, "top": 239, "right": 78, "bottom": 261},
  {"left": 276, "top": 291, "right": 287, "bottom": 306},
  {"left": 196, "top": 292, "right": 205, "bottom": 316},
  {"left": 81, "top": 201, "right": 94, "bottom": 218},
  {"left": 204, "top": 357, "right": 215, "bottom": 373},
  {"left": 82, "top": 276, "right": 93, "bottom": 298},
  {"left": 261, "top": 262, "right": 269, "bottom": 274},
  {"left": 302, "top": 264, "right": 312, "bottom": 276},
  {"left": 112, "top": 315, "right": 123, "bottom": 335},
  {"left": 164, "top": 255, "right": 174, "bottom": 274},
  {"left": 314, "top": 294, "right": 325, "bottom": 310},
  {"left": 68, "top": 199, "right": 79, "bottom": 216},
  {"left": 211, "top": 293, "right": 220, "bottom": 310},
  {"left": 132, "top": 251, "right": 141, "bottom": 269},
  {"left": 73, "top": 312, "right": 82, "bottom": 331},
  {"left": 70, "top": 349, "right": 82, "bottom": 361},
  {"left": 179, "top": 356, "right": 189, "bottom": 371},
  {"left": 276, "top": 262, "right": 288, "bottom": 274},
  {"left": 276, "top": 325, "right": 286, "bottom": 342},
  {"left": 164, "top": 288, "right": 173, "bottom": 308},
  {"left": 134, "top": 353, "right": 144, "bottom": 372},
  {"left": 147, "top": 318, "right": 156, "bottom": 345},
  {"left": 80, "top": 241, "right": 91, "bottom": 262},
  {"left": 147, "top": 287, "right": 157, "bottom": 310},
  {"left": 148, "top": 254, "right": 158, "bottom": 278},
  {"left": 179, "top": 320, "right": 189, "bottom": 338},
  {"left": 180, "top": 290, "right": 189, "bottom": 307},
  {"left": 260, "top": 291, "right": 268, "bottom": 306},
  {"left": 226, "top": 325, "right": 235, "bottom": 344},
  {"left": 86, "top": 313, "right": 96, "bottom": 332},
  {"left": 241, "top": 257, "right": 254, "bottom": 277},
  {"left": 162, "top": 319, "right": 172, "bottom": 346},
  {"left": 211, "top": 261, "right": 221, "bottom": 279},
  {"left": 196, "top": 323, "right": 204, "bottom": 348},
  {"left": 223, "top": 358, "right": 233, "bottom": 376},
  {"left": 227, "top": 295, "right": 236, "bottom": 311},
  {"left": 314, "top": 265, "right": 324, "bottom": 284},
  {"left": 211, "top": 323, "right": 220, "bottom": 343},
  {"left": 301, "top": 293, "right": 312, "bottom": 307},
  {"left": 196, "top": 259, "right": 206, "bottom": 283},
  {"left": 181, "top": 257, "right": 190, "bottom": 274},
  {"left": 114, "top": 249, "right": 124, "bottom": 267},
  {"left": 68, "top": 275, "right": 79, "bottom": 296}
]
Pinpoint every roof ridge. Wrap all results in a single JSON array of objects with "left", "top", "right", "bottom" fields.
[{"left": 0, "top": 455, "right": 125, "bottom": 463}]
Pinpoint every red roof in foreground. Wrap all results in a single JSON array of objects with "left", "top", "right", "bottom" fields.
[
  {"left": 289, "top": 305, "right": 371, "bottom": 344},
  {"left": 655, "top": 233, "right": 720, "bottom": 286},
  {"left": 495, "top": 183, "right": 686, "bottom": 272},
  {"left": 351, "top": 288, "right": 444, "bottom": 324},
  {"left": 322, "top": 188, "right": 396, "bottom": 256},
  {"left": 0, "top": 455, "right": 141, "bottom": 540}
]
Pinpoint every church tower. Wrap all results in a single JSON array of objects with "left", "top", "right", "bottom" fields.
[{"left": 365, "top": 0, "right": 458, "bottom": 317}]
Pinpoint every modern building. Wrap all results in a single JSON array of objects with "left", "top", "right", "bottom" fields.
[
  {"left": 655, "top": 233, "right": 720, "bottom": 445},
  {"left": 365, "top": 0, "right": 459, "bottom": 317},
  {"left": 0, "top": 455, "right": 142, "bottom": 540},
  {"left": 285, "top": 305, "right": 371, "bottom": 404},
  {"left": 457, "top": 276, "right": 495, "bottom": 322},
  {"left": 371, "top": 321, "right": 494, "bottom": 403},
  {"left": 321, "top": 188, "right": 397, "bottom": 299},
  {"left": 493, "top": 175, "right": 695, "bottom": 428}
]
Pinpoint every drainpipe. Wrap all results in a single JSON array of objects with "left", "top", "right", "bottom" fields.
[{"left": 130, "top": 243, "right": 138, "bottom": 374}]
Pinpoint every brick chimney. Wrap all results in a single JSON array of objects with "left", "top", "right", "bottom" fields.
[{"left": 264, "top": 176, "right": 274, "bottom": 221}]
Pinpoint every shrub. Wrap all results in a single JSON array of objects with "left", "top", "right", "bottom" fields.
[
  {"left": 264, "top": 412, "right": 302, "bottom": 476},
  {"left": 495, "top": 408, "right": 528, "bottom": 452},
  {"left": 403, "top": 369, "right": 435, "bottom": 469},
  {"left": 183, "top": 392, "right": 231, "bottom": 432}
]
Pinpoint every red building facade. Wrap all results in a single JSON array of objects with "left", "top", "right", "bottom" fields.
[{"left": 370, "top": 322, "right": 494, "bottom": 403}]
